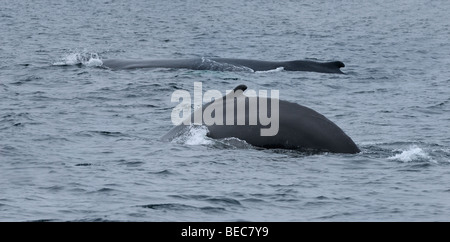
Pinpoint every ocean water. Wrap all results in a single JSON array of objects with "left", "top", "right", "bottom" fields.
[{"left": 1, "top": 0, "right": 450, "bottom": 221}]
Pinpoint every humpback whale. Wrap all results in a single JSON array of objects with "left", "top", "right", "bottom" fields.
[
  {"left": 162, "top": 85, "right": 360, "bottom": 154},
  {"left": 102, "top": 58, "right": 345, "bottom": 74}
]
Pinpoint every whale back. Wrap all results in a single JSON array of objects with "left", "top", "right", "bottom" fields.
[
  {"left": 204, "top": 96, "right": 359, "bottom": 154},
  {"left": 102, "top": 58, "right": 345, "bottom": 74},
  {"left": 284, "top": 60, "right": 345, "bottom": 74},
  {"left": 162, "top": 85, "right": 360, "bottom": 154}
]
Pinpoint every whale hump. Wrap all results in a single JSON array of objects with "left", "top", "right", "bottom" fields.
[
  {"left": 162, "top": 84, "right": 360, "bottom": 154},
  {"left": 331, "top": 61, "right": 345, "bottom": 68},
  {"left": 320, "top": 61, "right": 345, "bottom": 74}
]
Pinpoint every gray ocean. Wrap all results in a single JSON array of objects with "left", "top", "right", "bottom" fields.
[{"left": 1, "top": 0, "right": 450, "bottom": 221}]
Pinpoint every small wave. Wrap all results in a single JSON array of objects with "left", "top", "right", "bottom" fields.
[
  {"left": 88, "top": 130, "right": 126, "bottom": 137},
  {"left": 148, "top": 169, "right": 176, "bottom": 176},
  {"left": 39, "top": 185, "right": 65, "bottom": 192},
  {"left": 139, "top": 203, "right": 225, "bottom": 212},
  {"left": 53, "top": 52, "right": 103, "bottom": 67},
  {"left": 205, "top": 197, "right": 242, "bottom": 206},
  {"left": 388, "top": 146, "right": 436, "bottom": 163},
  {"left": 71, "top": 218, "right": 115, "bottom": 222},
  {"left": 28, "top": 219, "right": 60, "bottom": 222},
  {"left": 167, "top": 194, "right": 242, "bottom": 207},
  {"left": 140, "top": 203, "right": 195, "bottom": 210},
  {"left": 10, "top": 75, "right": 42, "bottom": 86}
]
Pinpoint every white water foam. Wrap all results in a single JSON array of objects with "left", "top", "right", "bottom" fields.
[
  {"left": 388, "top": 146, "right": 436, "bottom": 163},
  {"left": 216, "top": 137, "right": 253, "bottom": 149},
  {"left": 172, "top": 125, "right": 213, "bottom": 145},
  {"left": 199, "top": 57, "right": 254, "bottom": 72},
  {"left": 53, "top": 52, "right": 103, "bottom": 67},
  {"left": 255, "top": 67, "right": 284, "bottom": 73}
]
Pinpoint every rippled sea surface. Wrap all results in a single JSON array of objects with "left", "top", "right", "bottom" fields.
[{"left": 1, "top": 0, "right": 450, "bottom": 221}]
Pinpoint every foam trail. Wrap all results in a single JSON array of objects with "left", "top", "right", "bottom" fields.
[
  {"left": 53, "top": 52, "right": 103, "bottom": 67},
  {"left": 388, "top": 146, "right": 436, "bottom": 163},
  {"left": 172, "top": 125, "right": 213, "bottom": 145}
]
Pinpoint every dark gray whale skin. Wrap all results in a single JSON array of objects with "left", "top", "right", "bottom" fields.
[
  {"left": 161, "top": 85, "right": 360, "bottom": 154},
  {"left": 102, "top": 58, "right": 345, "bottom": 74}
]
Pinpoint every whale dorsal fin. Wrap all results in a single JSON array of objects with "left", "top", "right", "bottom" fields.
[
  {"left": 223, "top": 84, "right": 247, "bottom": 100},
  {"left": 233, "top": 84, "right": 247, "bottom": 92},
  {"left": 202, "top": 85, "right": 248, "bottom": 107}
]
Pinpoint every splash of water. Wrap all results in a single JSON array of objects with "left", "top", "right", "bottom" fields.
[
  {"left": 53, "top": 52, "right": 103, "bottom": 67},
  {"left": 388, "top": 146, "right": 436, "bottom": 163},
  {"left": 172, "top": 125, "right": 213, "bottom": 145}
]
